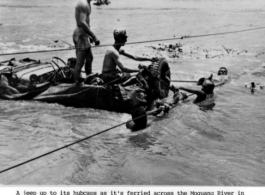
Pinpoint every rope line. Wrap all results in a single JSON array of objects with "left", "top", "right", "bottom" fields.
[
  {"left": 1, "top": 26, "right": 265, "bottom": 57},
  {"left": 0, "top": 79, "right": 228, "bottom": 175},
  {"left": 0, "top": 121, "right": 126, "bottom": 174},
  {"left": 170, "top": 80, "right": 197, "bottom": 83},
  {"left": 0, "top": 109, "right": 158, "bottom": 175}
]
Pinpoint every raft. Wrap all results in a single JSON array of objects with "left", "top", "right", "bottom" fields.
[{"left": 0, "top": 57, "right": 171, "bottom": 116}]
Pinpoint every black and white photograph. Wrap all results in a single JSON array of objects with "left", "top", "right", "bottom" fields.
[{"left": 0, "top": 0, "right": 265, "bottom": 189}]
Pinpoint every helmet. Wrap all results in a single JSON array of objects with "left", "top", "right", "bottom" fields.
[
  {"left": 113, "top": 28, "right": 128, "bottom": 38},
  {"left": 218, "top": 67, "right": 228, "bottom": 75},
  {"left": 197, "top": 77, "right": 205, "bottom": 86},
  {"left": 202, "top": 80, "right": 215, "bottom": 92}
]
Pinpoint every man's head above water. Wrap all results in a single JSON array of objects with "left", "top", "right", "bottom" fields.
[{"left": 202, "top": 79, "right": 215, "bottom": 93}]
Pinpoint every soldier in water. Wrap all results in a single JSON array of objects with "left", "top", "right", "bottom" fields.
[{"left": 171, "top": 78, "right": 215, "bottom": 105}]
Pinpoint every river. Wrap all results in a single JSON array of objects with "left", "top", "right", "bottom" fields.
[{"left": 0, "top": 0, "right": 265, "bottom": 185}]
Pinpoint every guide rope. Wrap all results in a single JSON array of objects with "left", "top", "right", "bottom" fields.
[
  {"left": 1, "top": 26, "right": 265, "bottom": 57},
  {"left": 0, "top": 79, "right": 228, "bottom": 175},
  {"left": 0, "top": 109, "right": 157, "bottom": 175}
]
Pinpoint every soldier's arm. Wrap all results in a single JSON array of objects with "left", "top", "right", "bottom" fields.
[
  {"left": 111, "top": 51, "right": 139, "bottom": 73},
  {"left": 120, "top": 49, "right": 157, "bottom": 62},
  {"left": 179, "top": 86, "right": 202, "bottom": 96}
]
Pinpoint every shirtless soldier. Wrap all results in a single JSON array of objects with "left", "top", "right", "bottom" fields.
[
  {"left": 73, "top": 0, "right": 100, "bottom": 84},
  {"left": 101, "top": 28, "right": 158, "bottom": 83}
]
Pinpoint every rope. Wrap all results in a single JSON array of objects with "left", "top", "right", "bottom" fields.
[
  {"left": 1, "top": 26, "right": 265, "bottom": 57},
  {"left": 0, "top": 108, "right": 158, "bottom": 175},
  {"left": 0, "top": 78, "right": 228, "bottom": 175},
  {"left": 170, "top": 80, "right": 197, "bottom": 83}
]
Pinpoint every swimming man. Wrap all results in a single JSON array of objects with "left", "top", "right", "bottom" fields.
[{"left": 171, "top": 79, "right": 215, "bottom": 104}]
